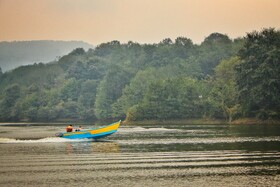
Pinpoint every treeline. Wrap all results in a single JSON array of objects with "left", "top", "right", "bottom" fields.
[{"left": 0, "top": 28, "right": 279, "bottom": 122}]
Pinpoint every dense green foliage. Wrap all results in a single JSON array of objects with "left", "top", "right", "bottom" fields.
[
  {"left": 236, "top": 28, "right": 280, "bottom": 119},
  {"left": 210, "top": 57, "right": 241, "bottom": 122},
  {"left": 0, "top": 29, "right": 279, "bottom": 122}
]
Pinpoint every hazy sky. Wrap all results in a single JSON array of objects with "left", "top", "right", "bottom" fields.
[{"left": 0, "top": 0, "right": 279, "bottom": 45}]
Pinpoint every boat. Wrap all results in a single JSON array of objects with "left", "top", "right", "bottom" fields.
[{"left": 55, "top": 120, "right": 121, "bottom": 139}]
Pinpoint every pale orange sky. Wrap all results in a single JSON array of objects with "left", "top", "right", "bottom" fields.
[{"left": 0, "top": 0, "right": 279, "bottom": 45}]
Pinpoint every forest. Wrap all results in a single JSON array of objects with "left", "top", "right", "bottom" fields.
[{"left": 0, "top": 28, "right": 279, "bottom": 123}]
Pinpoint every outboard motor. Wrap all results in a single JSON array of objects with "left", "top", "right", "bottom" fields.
[{"left": 55, "top": 132, "right": 63, "bottom": 137}]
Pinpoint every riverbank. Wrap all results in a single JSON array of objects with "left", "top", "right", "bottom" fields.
[
  {"left": 122, "top": 118, "right": 225, "bottom": 125},
  {"left": 231, "top": 118, "right": 280, "bottom": 125},
  {"left": 122, "top": 118, "right": 280, "bottom": 125},
  {"left": 1, "top": 118, "right": 280, "bottom": 126}
]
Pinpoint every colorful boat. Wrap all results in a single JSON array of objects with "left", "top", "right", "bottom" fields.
[{"left": 55, "top": 120, "right": 121, "bottom": 139}]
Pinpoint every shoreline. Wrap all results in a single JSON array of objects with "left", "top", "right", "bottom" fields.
[
  {"left": 123, "top": 118, "right": 280, "bottom": 126},
  {"left": 122, "top": 119, "right": 225, "bottom": 125},
  {"left": 1, "top": 118, "right": 280, "bottom": 126}
]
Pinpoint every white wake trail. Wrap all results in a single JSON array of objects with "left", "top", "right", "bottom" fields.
[{"left": 0, "top": 137, "right": 94, "bottom": 143}]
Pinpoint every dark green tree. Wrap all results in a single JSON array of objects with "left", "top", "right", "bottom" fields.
[
  {"left": 60, "top": 78, "right": 81, "bottom": 102},
  {"left": 199, "top": 33, "right": 233, "bottom": 75},
  {"left": 236, "top": 28, "right": 280, "bottom": 119},
  {"left": 0, "top": 84, "right": 21, "bottom": 121},
  {"left": 77, "top": 80, "right": 98, "bottom": 120},
  {"left": 68, "top": 48, "right": 86, "bottom": 56},
  {"left": 95, "top": 65, "right": 132, "bottom": 119},
  {"left": 174, "top": 37, "right": 196, "bottom": 59}
]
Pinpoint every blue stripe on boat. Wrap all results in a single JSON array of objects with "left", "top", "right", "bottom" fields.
[{"left": 63, "top": 130, "right": 117, "bottom": 139}]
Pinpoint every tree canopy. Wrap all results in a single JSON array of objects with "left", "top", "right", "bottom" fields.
[
  {"left": 0, "top": 29, "right": 279, "bottom": 122},
  {"left": 236, "top": 28, "right": 280, "bottom": 119}
]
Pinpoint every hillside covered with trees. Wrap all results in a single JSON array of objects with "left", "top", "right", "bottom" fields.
[{"left": 0, "top": 28, "right": 279, "bottom": 123}]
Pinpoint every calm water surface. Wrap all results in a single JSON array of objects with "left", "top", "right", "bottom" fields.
[{"left": 0, "top": 123, "right": 279, "bottom": 187}]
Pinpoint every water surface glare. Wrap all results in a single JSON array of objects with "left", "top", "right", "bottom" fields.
[{"left": 0, "top": 123, "right": 279, "bottom": 186}]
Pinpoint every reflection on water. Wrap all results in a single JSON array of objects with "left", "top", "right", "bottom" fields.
[
  {"left": 0, "top": 123, "right": 280, "bottom": 187},
  {"left": 66, "top": 141, "right": 120, "bottom": 154}
]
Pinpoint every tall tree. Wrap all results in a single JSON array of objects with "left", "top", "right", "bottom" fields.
[
  {"left": 199, "top": 33, "right": 233, "bottom": 75},
  {"left": 236, "top": 28, "right": 280, "bottom": 119},
  {"left": 211, "top": 57, "right": 241, "bottom": 123}
]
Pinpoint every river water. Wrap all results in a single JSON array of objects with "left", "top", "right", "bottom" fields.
[{"left": 0, "top": 123, "right": 279, "bottom": 187}]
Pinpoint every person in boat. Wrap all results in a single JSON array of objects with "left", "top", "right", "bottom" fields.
[
  {"left": 66, "top": 125, "right": 74, "bottom": 132},
  {"left": 75, "top": 126, "right": 82, "bottom": 131}
]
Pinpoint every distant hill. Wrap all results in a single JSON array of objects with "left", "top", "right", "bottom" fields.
[{"left": 0, "top": 40, "right": 93, "bottom": 72}]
